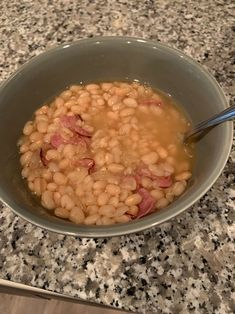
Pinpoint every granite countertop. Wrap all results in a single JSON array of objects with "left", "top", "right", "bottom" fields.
[{"left": 0, "top": 1, "right": 234, "bottom": 313}]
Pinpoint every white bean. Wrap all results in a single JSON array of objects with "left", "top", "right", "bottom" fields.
[
  {"left": 175, "top": 171, "right": 192, "bottom": 181},
  {"left": 87, "top": 205, "right": 99, "bottom": 215},
  {"left": 162, "top": 163, "right": 174, "bottom": 174},
  {"left": 125, "top": 194, "right": 142, "bottom": 206},
  {"left": 60, "top": 90, "right": 72, "bottom": 100},
  {"left": 166, "top": 192, "right": 174, "bottom": 202},
  {"left": 53, "top": 172, "right": 67, "bottom": 185},
  {"left": 150, "top": 189, "right": 164, "bottom": 200},
  {"left": 115, "top": 215, "right": 130, "bottom": 223},
  {"left": 63, "top": 144, "right": 75, "bottom": 158},
  {"left": 84, "top": 195, "right": 96, "bottom": 205},
  {"left": 120, "top": 190, "right": 129, "bottom": 202},
  {"left": 141, "top": 177, "right": 153, "bottom": 189},
  {"left": 33, "top": 178, "right": 42, "bottom": 196},
  {"left": 61, "top": 194, "right": 75, "bottom": 210},
  {"left": 37, "top": 121, "right": 48, "bottom": 133},
  {"left": 127, "top": 205, "right": 139, "bottom": 216},
  {"left": 46, "top": 149, "right": 60, "bottom": 160},
  {"left": 53, "top": 192, "right": 61, "bottom": 206},
  {"left": 75, "top": 186, "right": 84, "bottom": 197},
  {"left": 114, "top": 205, "right": 129, "bottom": 217},
  {"left": 156, "top": 198, "right": 169, "bottom": 209},
  {"left": 55, "top": 207, "right": 70, "bottom": 219},
  {"left": 121, "top": 177, "right": 137, "bottom": 191},
  {"left": 94, "top": 150, "right": 106, "bottom": 167},
  {"left": 48, "top": 162, "right": 59, "bottom": 172},
  {"left": 69, "top": 207, "right": 85, "bottom": 224},
  {"left": 157, "top": 146, "right": 168, "bottom": 159},
  {"left": 86, "top": 84, "right": 99, "bottom": 91},
  {"left": 59, "top": 159, "right": 70, "bottom": 170},
  {"left": 96, "top": 218, "right": 103, "bottom": 225},
  {"left": 23, "top": 122, "right": 34, "bottom": 136},
  {"left": 29, "top": 132, "right": 43, "bottom": 142},
  {"left": 20, "top": 151, "right": 32, "bottom": 166},
  {"left": 106, "top": 184, "right": 121, "bottom": 196},
  {"left": 108, "top": 163, "right": 124, "bottom": 173},
  {"left": 41, "top": 169, "right": 52, "bottom": 181},
  {"left": 123, "top": 97, "right": 138, "bottom": 108},
  {"left": 84, "top": 214, "right": 100, "bottom": 225},
  {"left": 101, "top": 83, "right": 113, "bottom": 91},
  {"left": 148, "top": 164, "right": 165, "bottom": 177},
  {"left": 141, "top": 152, "right": 159, "bottom": 165},
  {"left": 41, "top": 191, "right": 55, "bottom": 210},
  {"left": 20, "top": 143, "right": 30, "bottom": 153},
  {"left": 102, "top": 217, "right": 115, "bottom": 225},
  {"left": 55, "top": 97, "right": 64, "bottom": 108},
  {"left": 172, "top": 181, "right": 187, "bottom": 196},
  {"left": 108, "top": 196, "right": 119, "bottom": 207},
  {"left": 47, "top": 182, "right": 58, "bottom": 192},
  {"left": 105, "top": 152, "right": 114, "bottom": 164},
  {"left": 99, "top": 205, "right": 115, "bottom": 217},
  {"left": 97, "top": 192, "right": 110, "bottom": 206},
  {"left": 21, "top": 167, "right": 29, "bottom": 178},
  {"left": 108, "top": 95, "right": 119, "bottom": 106}
]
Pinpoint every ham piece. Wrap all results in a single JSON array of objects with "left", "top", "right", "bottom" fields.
[
  {"left": 50, "top": 133, "right": 64, "bottom": 148},
  {"left": 60, "top": 115, "right": 91, "bottom": 138},
  {"left": 50, "top": 115, "right": 92, "bottom": 148},
  {"left": 136, "top": 188, "right": 156, "bottom": 219},
  {"left": 136, "top": 167, "right": 172, "bottom": 188},
  {"left": 77, "top": 158, "right": 95, "bottom": 174}
]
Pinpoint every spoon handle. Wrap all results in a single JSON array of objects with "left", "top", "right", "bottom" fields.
[{"left": 186, "top": 104, "right": 235, "bottom": 139}]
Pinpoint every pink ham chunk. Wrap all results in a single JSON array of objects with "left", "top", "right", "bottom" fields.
[
  {"left": 40, "top": 148, "right": 49, "bottom": 166},
  {"left": 77, "top": 158, "right": 95, "bottom": 174},
  {"left": 60, "top": 115, "right": 91, "bottom": 138},
  {"left": 60, "top": 115, "right": 77, "bottom": 128},
  {"left": 40, "top": 144, "right": 53, "bottom": 166},
  {"left": 69, "top": 133, "right": 87, "bottom": 147},
  {"left": 134, "top": 174, "right": 142, "bottom": 189},
  {"left": 50, "top": 133, "right": 64, "bottom": 148},
  {"left": 73, "top": 125, "right": 91, "bottom": 138},
  {"left": 136, "top": 167, "right": 172, "bottom": 188},
  {"left": 136, "top": 188, "right": 156, "bottom": 219},
  {"left": 153, "top": 176, "right": 172, "bottom": 188},
  {"left": 50, "top": 132, "right": 88, "bottom": 149},
  {"left": 136, "top": 167, "right": 152, "bottom": 178}
]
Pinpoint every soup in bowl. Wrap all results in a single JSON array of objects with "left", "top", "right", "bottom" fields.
[
  {"left": 18, "top": 81, "right": 194, "bottom": 226},
  {"left": 0, "top": 37, "right": 232, "bottom": 237}
]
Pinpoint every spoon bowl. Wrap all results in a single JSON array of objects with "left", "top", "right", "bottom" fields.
[{"left": 185, "top": 104, "right": 235, "bottom": 143}]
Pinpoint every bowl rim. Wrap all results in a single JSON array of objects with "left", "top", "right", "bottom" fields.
[{"left": 0, "top": 36, "right": 233, "bottom": 237}]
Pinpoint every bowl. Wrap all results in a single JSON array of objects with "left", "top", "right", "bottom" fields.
[{"left": 0, "top": 37, "right": 233, "bottom": 237}]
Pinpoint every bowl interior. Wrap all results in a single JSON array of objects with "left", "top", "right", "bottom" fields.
[{"left": 0, "top": 37, "right": 232, "bottom": 237}]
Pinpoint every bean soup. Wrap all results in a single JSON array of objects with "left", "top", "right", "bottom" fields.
[{"left": 18, "top": 82, "right": 194, "bottom": 225}]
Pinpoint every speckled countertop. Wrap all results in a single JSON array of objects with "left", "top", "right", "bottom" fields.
[{"left": 0, "top": 1, "right": 234, "bottom": 313}]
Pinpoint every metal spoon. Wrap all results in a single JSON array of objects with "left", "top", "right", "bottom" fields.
[{"left": 185, "top": 104, "right": 235, "bottom": 143}]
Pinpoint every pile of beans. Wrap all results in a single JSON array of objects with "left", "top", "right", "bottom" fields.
[{"left": 18, "top": 81, "right": 194, "bottom": 225}]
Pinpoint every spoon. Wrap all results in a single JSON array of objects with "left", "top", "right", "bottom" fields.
[{"left": 185, "top": 104, "right": 235, "bottom": 143}]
